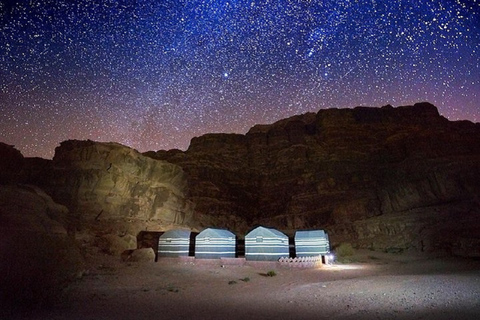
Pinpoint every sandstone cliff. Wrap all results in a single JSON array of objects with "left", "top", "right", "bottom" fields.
[
  {"left": 0, "top": 140, "right": 195, "bottom": 309},
  {"left": 0, "top": 142, "right": 24, "bottom": 184},
  {"left": 145, "top": 102, "right": 480, "bottom": 255},
  {"left": 17, "top": 140, "right": 195, "bottom": 258},
  {"left": 1, "top": 102, "right": 479, "bottom": 258},
  {"left": 0, "top": 184, "right": 84, "bottom": 308},
  {"left": 49, "top": 140, "right": 193, "bottom": 225}
]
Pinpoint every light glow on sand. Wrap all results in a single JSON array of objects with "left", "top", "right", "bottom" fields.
[{"left": 321, "top": 264, "right": 367, "bottom": 271}]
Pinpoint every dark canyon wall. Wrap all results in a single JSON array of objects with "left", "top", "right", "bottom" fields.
[
  {"left": 145, "top": 103, "right": 480, "bottom": 255},
  {"left": 2, "top": 140, "right": 194, "bottom": 259},
  {"left": 2, "top": 102, "right": 480, "bottom": 258}
]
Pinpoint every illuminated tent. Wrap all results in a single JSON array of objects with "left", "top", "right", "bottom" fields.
[
  {"left": 158, "top": 229, "right": 196, "bottom": 258},
  {"left": 245, "top": 226, "right": 289, "bottom": 261},
  {"left": 195, "top": 228, "right": 236, "bottom": 259},
  {"left": 294, "top": 230, "right": 330, "bottom": 257}
]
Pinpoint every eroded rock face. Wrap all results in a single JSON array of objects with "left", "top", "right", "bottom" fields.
[
  {"left": 0, "top": 184, "right": 84, "bottom": 308},
  {"left": 146, "top": 103, "right": 480, "bottom": 255},
  {"left": 0, "top": 140, "right": 195, "bottom": 259},
  {"left": 2, "top": 103, "right": 478, "bottom": 257},
  {"left": 0, "top": 184, "right": 69, "bottom": 235},
  {"left": 44, "top": 140, "right": 195, "bottom": 236},
  {"left": 0, "top": 142, "right": 24, "bottom": 184},
  {"left": 0, "top": 184, "right": 68, "bottom": 234},
  {"left": 121, "top": 248, "right": 156, "bottom": 262}
]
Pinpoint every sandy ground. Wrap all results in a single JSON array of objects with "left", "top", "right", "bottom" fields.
[{"left": 6, "top": 250, "right": 480, "bottom": 320}]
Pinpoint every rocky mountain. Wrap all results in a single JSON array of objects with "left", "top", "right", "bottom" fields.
[
  {"left": 145, "top": 102, "right": 480, "bottom": 255},
  {"left": 1, "top": 102, "right": 479, "bottom": 260},
  {"left": 5, "top": 102, "right": 478, "bottom": 310},
  {"left": 0, "top": 183, "right": 84, "bottom": 307},
  {"left": 29, "top": 140, "right": 194, "bottom": 250},
  {"left": 0, "top": 142, "right": 24, "bottom": 184},
  {"left": 1, "top": 141, "right": 194, "bottom": 306},
  {"left": 1, "top": 140, "right": 193, "bottom": 265}
]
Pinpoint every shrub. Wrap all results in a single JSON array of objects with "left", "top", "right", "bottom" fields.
[
  {"left": 166, "top": 286, "right": 179, "bottom": 293},
  {"left": 266, "top": 270, "right": 277, "bottom": 277},
  {"left": 336, "top": 242, "right": 355, "bottom": 258},
  {"left": 240, "top": 277, "right": 250, "bottom": 282},
  {"left": 334, "top": 242, "right": 357, "bottom": 263},
  {"left": 228, "top": 280, "right": 237, "bottom": 285},
  {"left": 384, "top": 247, "right": 404, "bottom": 254}
]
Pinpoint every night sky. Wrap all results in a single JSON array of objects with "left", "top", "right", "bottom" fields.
[{"left": 1, "top": 0, "right": 479, "bottom": 159}]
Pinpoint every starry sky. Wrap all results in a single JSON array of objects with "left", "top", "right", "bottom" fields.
[{"left": 1, "top": 0, "right": 479, "bottom": 159}]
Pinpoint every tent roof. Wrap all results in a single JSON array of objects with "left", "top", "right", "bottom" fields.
[
  {"left": 197, "top": 228, "right": 235, "bottom": 238},
  {"left": 246, "top": 226, "right": 288, "bottom": 239},
  {"left": 295, "top": 230, "right": 327, "bottom": 239},
  {"left": 160, "top": 229, "right": 191, "bottom": 238}
]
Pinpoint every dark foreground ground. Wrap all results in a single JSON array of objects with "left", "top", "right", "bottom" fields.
[{"left": 4, "top": 250, "right": 480, "bottom": 320}]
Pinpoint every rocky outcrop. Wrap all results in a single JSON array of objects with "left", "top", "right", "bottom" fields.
[
  {"left": 49, "top": 140, "right": 193, "bottom": 224},
  {"left": 0, "top": 184, "right": 84, "bottom": 308},
  {"left": 0, "top": 184, "right": 69, "bottom": 234},
  {"left": 1, "top": 102, "right": 479, "bottom": 258},
  {"left": 121, "top": 248, "right": 156, "bottom": 262},
  {"left": 0, "top": 141, "right": 194, "bottom": 310},
  {"left": 0, "top": 142, "right": 24, "bottom": 184},
  {"left": 14, "top": 140, "right": 194, "bottom": 258},
  {"left": 146, "top": 102, "right": 480, "bottom": 256},
  {"left": 36, "top": 140, "right": 195, "bottom": 254}
]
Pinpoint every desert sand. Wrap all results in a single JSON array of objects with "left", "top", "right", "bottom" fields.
[{"left": 6, "top": 250, "right": 480, "bottom": 320}]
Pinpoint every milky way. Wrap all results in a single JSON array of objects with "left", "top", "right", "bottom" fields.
[{"left": 1, "top": 0, "right": 479, "bottom": 158}]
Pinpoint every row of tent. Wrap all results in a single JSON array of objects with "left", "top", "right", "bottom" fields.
[{"left": 158, "top": 226, "right": 330, "bottom": 261}]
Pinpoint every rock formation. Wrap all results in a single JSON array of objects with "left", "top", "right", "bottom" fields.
[
  {"left": 31, "top": 140, "right": 195, "bottom": 255},
  {"left": 49, "top": 140, "right": 193, "bottom": 225},
  {"left": 1, "top": 102, "right": 479, "bottom": 258},
  {"left": 0, "top": 142, "right": 24, "bottom": 184},
  {"left": 0, "top": 141, "right": 194, "bottom": 260},
  {"left": 0, "top": 141, "right": 193, "bottom": 307},
  {"left": 145, "top": 102, "right": 480, "bottom": 256},
  {"left": 0, "top": 184, "right": 84, "bottom": 308}
]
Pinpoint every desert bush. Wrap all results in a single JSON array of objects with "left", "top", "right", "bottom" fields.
[
  {"left": 240, "top": 277, "right": 250, "bottom": 282},
  {"left": 384, "top": 247, "right": 404, "bottom": 254},
  {"left": 166, "top": 286, "right": 179, "bottom": 293},
  {"left": 228, "top": 280, "right": 237, "bottom": 285},
  {"left": 266, "top": 270, "right": 277, "bottom": 277},
  {"left": 334, "top": 242, "right": 356, "bottom": 263},
  {"left": 335, "top": 242, "right": 355, "bottom": 257}
]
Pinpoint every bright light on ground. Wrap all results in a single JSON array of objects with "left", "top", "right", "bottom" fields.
[{"left": 321, "top": 263, "right": 368, "bottom": 271}]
